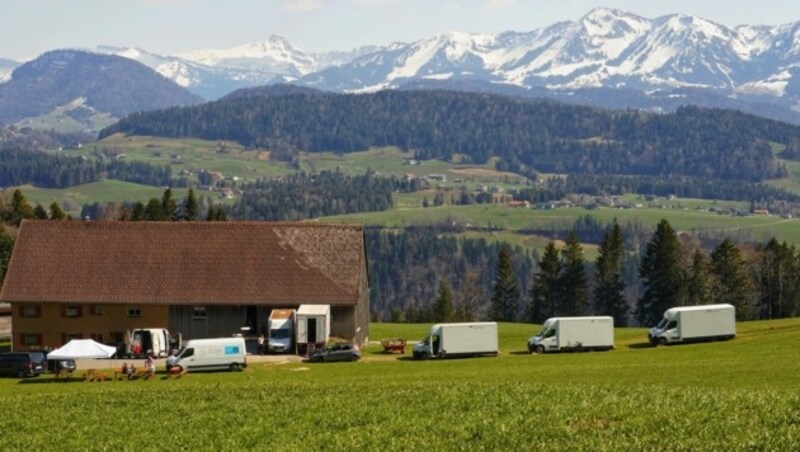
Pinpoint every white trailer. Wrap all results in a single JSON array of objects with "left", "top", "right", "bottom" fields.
[
  {"left": 648, "top": 304, "right": 736, "bottom": 345},
  {"left": 168, "top": 337, "right": 246, "bottom": 372},
  {"left": 268, "top": 309, "right": 296, "bottom": 354},
  {"left": 412, "top": 322, "right": 498, "bottom": 359},
  {"left": 296, "top": 304, "right": 330, "bottom": 355},
  {"left": 527, "top": 316, "right": 615, "bottom": 354}
]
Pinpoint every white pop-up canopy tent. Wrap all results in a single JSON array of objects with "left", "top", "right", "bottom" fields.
[{"left": 47, "top": 339, "right": 117, "bottom": 359}]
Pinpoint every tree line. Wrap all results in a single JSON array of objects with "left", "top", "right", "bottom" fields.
[
  {"left": 0, "top": 147, "right": 179, "bottom": 189},
  {"left": 227, "top": 171, "right": 395, "bottom": 221},
  {"left": 515, "top": 174, "right": 800, "bottom": 205},
  {"left": 482, "top": 219, "right": 800, "bottom": 327},
  {"left": 101, "top": 90, "right": 800, "bottom": 182}
]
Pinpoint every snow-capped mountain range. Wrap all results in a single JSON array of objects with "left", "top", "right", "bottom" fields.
[{"left": 3, "top": 8, "right": 800, "bottom": 118}]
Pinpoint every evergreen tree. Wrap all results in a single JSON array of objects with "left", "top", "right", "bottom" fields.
[
  {"left": 33, "top": 204, "right": 48, "bottom": 220},
  {"left": 9, "top": 189, "right": 34, "bottom": 225},
  {"left": 638, "top": 219, "right": 686, "bottom": 326},
  {"left": 757, "top": 238, "right": 799, "bottom": 319},
  {"left": 144, "top": 198, "right": 163, "bottom": 221},
  {"left": 490, "top": 246, "right": 520, "bottom": 321},
  {"left": 0, "top": 226, "right": 14, "bottom": 282},
  {"left": 557, "top": 232, "right": 589, "bottom": 317},
  {"left": 388, "top": 308, "right": 404, "bottom": 323},
  {"left": 528, "top": 242, "right": 560, "bottom": 323},
  {"left": 594, "top": 222, "right": 629, "bottom": 325},
  {"left": 184, "top": 188, "right": 199, "bottom": 221},
  {"left": 711, "top": 239, "right": 754, "bottom": 320},
  {"left": 432, "top": 280, "right": 454, "bottom": 322},
  {"left": 161, "top": 188, "right": 177, "bottom": 220},
  {"left": 131, "top": 201, "right": 145, "bottom": 221},
  {"left": 686, "top": 249, "right": 713, "bottom": 305},
  {"left": 49, "top": 202, "right": 66, "bottom": 220},
  {"left": 206, "top": 205, "right": 227, "bottom": 221}
]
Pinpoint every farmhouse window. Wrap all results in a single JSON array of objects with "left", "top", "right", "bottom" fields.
[
  {"left": 21, "top": 333, "right": 42, "bottom": 346},
  {"left": 61, "top": 333, "right": 83, "bottom": 343},
  {"left": 127, "top": 307, "right": 142, "bottom": 318},
  {"left": 192, "top": 306, "right": 207, "bottom": 320},
  {"left": 62, "top": 305, "right": 82, "bottom": 318},
  {"left": 90, "top": 333, "right": 104, "bottom": 343},
  {"left": 90, "top": 305, "right": 103, "bottom": 316},
  {"left": 20, "top": 305, "right": 41, "bottom": 318}
]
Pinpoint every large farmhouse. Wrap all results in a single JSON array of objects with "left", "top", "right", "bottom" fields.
[{"left": 0, "top": 220, "right": 369, "bottom": 352}]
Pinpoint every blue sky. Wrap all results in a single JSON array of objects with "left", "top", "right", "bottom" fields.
[{"left": 3, "top": 0, "right": 798, "bottom": 60}]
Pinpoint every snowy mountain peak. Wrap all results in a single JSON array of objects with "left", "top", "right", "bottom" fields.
[{"left": 579, "top": 7, "right": 649, "bottom": 37}]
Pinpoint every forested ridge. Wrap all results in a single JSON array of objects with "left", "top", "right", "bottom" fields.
[{"left": 101, "top": 89, "right": 800, "bottom": 181}]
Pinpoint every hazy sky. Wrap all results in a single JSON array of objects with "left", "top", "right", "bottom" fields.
[{"left": 3, "top": 0, "right": 798, "bottom": 60}]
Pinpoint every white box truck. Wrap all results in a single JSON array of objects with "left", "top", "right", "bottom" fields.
[
  {"left": 648, "top": 304, "right": 736, "bottom": 345},
  {"left": 268, "top": 309, "right": 296, "bottom": 354},
  {"left": 412, "top": 322, "right": 498, "bottom": 359},
  {"left": 527, "top": 316, "right": 615, "bottom": 354},
  {"left": 297, "top": 304, "right": 330, "bottom": 356},
  {"left": 167, "top": 337, "right": 247, "bottom": 372}
]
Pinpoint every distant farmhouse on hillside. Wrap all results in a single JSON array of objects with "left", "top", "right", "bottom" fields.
[{"left": 0, "top": 221, "right": 369, "bottom": 353}]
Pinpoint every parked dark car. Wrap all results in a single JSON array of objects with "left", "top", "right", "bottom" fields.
[
  {"left": 308, "top": 344, "right": 361, "bottom": 363},
  {"left": 0, "top": 352, "right": 46, "bottom": 378},
  {"left": 46, "top": 358, "right": 77, "bottom": 374}
]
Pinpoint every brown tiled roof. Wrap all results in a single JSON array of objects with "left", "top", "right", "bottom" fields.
[{"left": 0, "top": 220, "right": 366, "bottom": 306}]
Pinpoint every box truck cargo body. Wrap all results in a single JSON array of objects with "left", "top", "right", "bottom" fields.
[
  {"left": 268, "top": 309, "right": 296, "bottom": 354},
  {"left": 413, "top": 322, "right": 498, "bottom": 359},
  {"left": 297, "top": 305, "right": 330, "bottom": 355},
  {"left": 648, "top": 304, "right": 736, "bottom": 345},
  {"left": 528, "top": 317, "right": 614, "bottom": 354},
  {"left": 168, "top": 337, "right": 246, "bottom": 372}
]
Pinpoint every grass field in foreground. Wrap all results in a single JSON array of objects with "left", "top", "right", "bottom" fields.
[{"left": 1, "top": 318, "right": 799, "bottom": 450}]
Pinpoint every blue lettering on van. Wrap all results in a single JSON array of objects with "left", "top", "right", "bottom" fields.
[{"left": 224, "top": 346, "right": 240, "bottom": 355}]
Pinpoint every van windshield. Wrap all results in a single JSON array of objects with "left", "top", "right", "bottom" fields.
[
  {"left": 535, "top": 327, "right": 548, "bottom": 337},
  {"left": 270, "top": 329, "right": 290, "bottom": 340},
  {"left": 656, "top": 318, "right": 668, "bottom": 329}
]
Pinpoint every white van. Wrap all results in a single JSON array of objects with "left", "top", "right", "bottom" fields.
[{"left": 168, "top": 337, "right": 246, "bottom": 372}]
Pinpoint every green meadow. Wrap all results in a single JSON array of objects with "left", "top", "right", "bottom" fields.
[{"left": 1, "top": 319, "right": 799, "bottom": 450}]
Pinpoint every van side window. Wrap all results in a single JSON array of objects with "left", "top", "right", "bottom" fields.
[
  {"left": 666, "top": 321, "right": 678, "bottom": 330},
  {"left": 182, "top": 348, "right": 194, "bottom": 358},
  {"left": 545, "top": 329, "right": 557, "bottom": 338}
]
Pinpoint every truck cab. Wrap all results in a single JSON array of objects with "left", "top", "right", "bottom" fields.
[
  {"left": 527, "top": 321, "right": 557, "bottom": 354},
  {"left": 648, "top": 317, "right": 679, "bottom": 345},
  {"left": 268, "top": 309, "right": 296, "bottom": 354},
  {"left": 412, "top": 330, "right": 442, "bottom": 359}
]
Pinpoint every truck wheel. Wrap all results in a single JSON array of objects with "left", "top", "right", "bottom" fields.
[
  {"left": 16, "top": 369, "right": 25, "bottom": 379},
  {"left": 535, "top": 345, "right": 545, "bottom": 354},
  {"left": 229, "top": 363, "right": 240, "bottom": 372},
  {"left": 658, "top": 337, "right": 667, "bottom": 346}
]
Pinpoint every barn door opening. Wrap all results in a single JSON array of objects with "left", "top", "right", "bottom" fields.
[{"left": 245, "top": 305, "right": 258, "bottom": 334}]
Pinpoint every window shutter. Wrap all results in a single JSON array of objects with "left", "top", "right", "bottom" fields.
[
  {"left": 77, "top": 306, "right": 83, "bottom": 317},
  {"left": 36, "top": 306, "right": 41, "bottom": 317},
  {"left": 35, "top": 334, "right": 42, "bottom": 346},
  {"left": 19, "top": 333, "right": 25, "bottom": 346},
  {"left": 60, "top": 305, "right": 66, "bottom": 317},
  {"left": 61, "top": 334, "right": 66, "bottom": 345},
  {"left": 18, "top": 305, "right": 24, "bottom": 317}
]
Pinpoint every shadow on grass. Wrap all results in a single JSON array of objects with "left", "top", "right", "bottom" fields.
[
  {"left": 509, "top": 350, "right": 533, "bottom": 356},
  {"left": 627, "top": 342, "right": 656, "bottom": 349}
]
